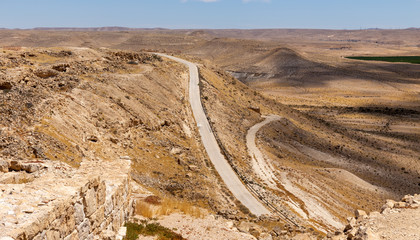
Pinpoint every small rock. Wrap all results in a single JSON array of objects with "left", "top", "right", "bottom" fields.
[
  {"left": 127, "top": 60, "right": 139, "bottom": 65},
  {"left": 9, "top": 160, "right": 22, "bottom": 171},
  {"left": 347, "top": 228, "right": 358, "bottom": 239},
  {"left": 355, "top": 209, "right": 367, "bottom": 219},
  {"left": 381, "top": 199, "right": 395, "bottom": 212},
  {"left": 237, "top": 222, "right": 250, "bottom": 233},
  {"left": 394, "top": 202, "right": 407, "bottom": 208},
  {"left": 344, "top": 223, "right": 353, "bottom": 232},
  {"left": 331, "top": 233, "right": 347, "bottom": 240},
  {"left": 35, "top": 69, "right": 58, "bottom": 79},
  {"left": 272, "top": 226, "right": 285, "bottom": 236},
  {"left": 259, "top": 233, "right": 273, "bottom": 240},
  {"left": 9, "top": 160, "right": 42, "bottom": 173},
  {"left": 23, "top": 208, "right": 35, "bottom": 214},
  {"left": 0, "top": 159, "right": 9, "bottom": 173},
  {"left": 410, "top": 203, "right": 420, "bottom": 209},
  {"left": 117, "top": 226, "right": 127, "bottom": 237},
  {"left": 0, "top": 82, "right": 12, "bottom": 91},
  {"left": 225, "top": 221, "right": 234, "bottom": 229},
  {"left": 369, "top": 211, "right": 381, "bottom": 218},
  {"left": 381, "top": 207, "right": 391, "bottom": 214},
  {"left": 23, "top": 163, "right": 41, "bottom": 173},
  {"left": 345, "top": 217, "right": 356, "bottom": 230},
  {"left": 402, "top": 195, "right": 414, "bottom": 204},
  {"left": 159, "top": 120, "right": 171, "bottom": 127},
  {"left": 188, "top": 165, "right": 198, "bottom": 171},
  {"left": 170, "top": 148, "right": 182, "bottom": 155},
  {"left": 52, "top": 63, "right": 70, "bottom": 72},
  {"left": 87, "top": 135, "right": 98, "bottom": 142},
  {"left": 249, "top": 106, "right": 261, "bottom": 114}
]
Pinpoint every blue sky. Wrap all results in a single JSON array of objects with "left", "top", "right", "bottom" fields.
[{"left": 0, "top": 0, "right": 419, "bottom": 29}]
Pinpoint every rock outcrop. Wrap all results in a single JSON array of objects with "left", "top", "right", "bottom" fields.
[{"left": 0, "top": 157, "right": 133, "bottom": 240}]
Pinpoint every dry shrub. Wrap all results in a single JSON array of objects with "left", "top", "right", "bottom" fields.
[
  {"left": 135, "top": 201, "right": 159, "bottom": 219},
  {"left": 144, "top": 195, "right": 162, "bottom": 205},
  {"left": 135, "top": 196, "right": 206, "bottom": 219}
]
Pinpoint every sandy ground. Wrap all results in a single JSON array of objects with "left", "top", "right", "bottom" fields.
[
  {"left": 367, "top": 208, "right": 420, "bottom": 239},
  {"left": 156, "top": 213, "right": 256, "bottom": 240}
]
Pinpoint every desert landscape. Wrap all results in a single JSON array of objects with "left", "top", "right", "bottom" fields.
[{"left": 0, "top": 26, "right": 419, "bottom": 240}]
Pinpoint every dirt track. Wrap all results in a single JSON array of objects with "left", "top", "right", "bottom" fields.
[{"left": 246, "top": 115, "right": 344, "bottom": 230}]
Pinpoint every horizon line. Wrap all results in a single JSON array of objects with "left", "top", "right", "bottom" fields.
[{"left": 1, "top": 26, "right": 419, "bottom": 31}]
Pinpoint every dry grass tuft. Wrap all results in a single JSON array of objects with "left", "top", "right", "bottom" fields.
[{"left": 135, "top": 195, "right": 207, "bottom": 219}]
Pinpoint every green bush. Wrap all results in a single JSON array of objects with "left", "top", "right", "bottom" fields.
[
  {"left": 124, "top": 222, "right": 185, "bottom": 240},
  {"left": 346, "top": 56, "right": 420, "bottom": 64}
]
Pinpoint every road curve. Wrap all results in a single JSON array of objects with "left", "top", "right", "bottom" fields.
[
  {"left": 247, "top": 115, "right": 283, "bottom": 190},
  {"left": 155, "top": 53, "right": 270, "bottom": 216},
  {"left": 246, "top": 115, "right": 345, "bottom": 230}
]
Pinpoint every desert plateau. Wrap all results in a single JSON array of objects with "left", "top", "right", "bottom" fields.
[{"left": 1, "top": 5, "right": 420, "bottom": 240}]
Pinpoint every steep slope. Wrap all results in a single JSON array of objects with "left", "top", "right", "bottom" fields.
[
  {"left": 197, "top": 61, "right": 420, "bottom": 233},
  {"left": 0, "top": 47, "right": 245, "bottom": 217}
]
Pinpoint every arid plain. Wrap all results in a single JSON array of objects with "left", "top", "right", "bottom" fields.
[{"left": 1, "top": 28, "right": 420, "bottom": 239}]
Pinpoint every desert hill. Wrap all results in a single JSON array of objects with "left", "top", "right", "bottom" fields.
[{"left": 0, "top": 28, "right": 419, "bottom": 239}]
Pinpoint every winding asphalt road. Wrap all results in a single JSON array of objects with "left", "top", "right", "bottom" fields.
[{"left": 155, "top": 53, "right": 270, "bottom": 216}]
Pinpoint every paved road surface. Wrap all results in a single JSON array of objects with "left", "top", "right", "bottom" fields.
[{"left": 155, "top": 53, "right": 270, "bottom": 216}]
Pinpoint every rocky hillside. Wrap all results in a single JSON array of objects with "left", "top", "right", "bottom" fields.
[
  {"left": 197, "top": 58, "right": 420, "bottom": 233},
  {"left": 1, "top": 30, "right": 420, "bottom": 239},
  {"left": 0, "top": 47, "right": 242, "bottom": 216}
]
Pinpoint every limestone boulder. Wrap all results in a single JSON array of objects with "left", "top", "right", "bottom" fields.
[
  {"left": 9, "top": 160, "right": 43, "bottom": 173},
  {"left": 34, "top": 68, "right": 59, "bottom": 79},
  {"left": 259, "top": 233, "right": 273, "bottom": 240},
  {"left": 0, "top": 159, "right": 10, "bottom": 173},
  {"left": 355, "top": 209, "right": 367, "bottom": 219}
]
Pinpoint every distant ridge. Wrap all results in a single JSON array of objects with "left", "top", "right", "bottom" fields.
[
  {"left": 32, "top": 27, "right": 169, "bottom": 31},
  {"left": 2, "top": 27, "right": 418, "bottom": 31}
]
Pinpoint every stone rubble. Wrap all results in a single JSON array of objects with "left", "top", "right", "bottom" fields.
[{"left": 326, "top": 194, "right": 420, "bottom": 240}]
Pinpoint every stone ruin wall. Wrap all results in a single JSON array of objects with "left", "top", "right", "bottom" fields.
[{"left": 0, "top": 158, "right": 134, "bottom": 240}]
